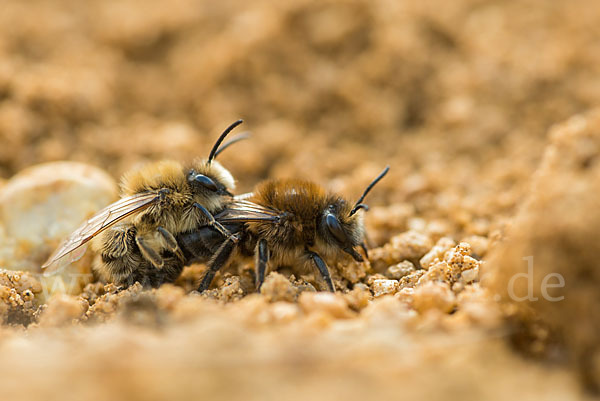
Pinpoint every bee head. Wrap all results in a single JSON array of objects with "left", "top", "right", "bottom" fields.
[
  {"left": 320, "top": 200, "right": 365, "bottom": 261},
  {"left": 320, "top": 166, "right": 390, "bottom": 261},
  {"left": 187, "top": 119, "right": 247, "bottom": 198},
  {"left": 187, "top": 161, "right": 234, "bottom": 196}
]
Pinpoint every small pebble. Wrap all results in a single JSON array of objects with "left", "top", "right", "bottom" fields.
[
  {"left": 344, "top": 286, "right": 371, "bottom": 311},
  {"left": 385, "top": 261, "right": 415, "bottom": 279},
  {"left": 336, "top": 258, "right": 368, "bottom": 284},
  {"left": 412, "top": 282, "right": 456, "bottom": 314},
  {"left": 461, "top": 267, "right": 479, "bottom": 283},
  {"left": 298, "top": 292, "right": 354, "bottom": 319},
  {"left": 370, "top": 230, "right": 432, "bottom": 272},
  {"left": 371, "top": 279, "right": 399, "bottom": 297},
  {"left": 260, "top": 272, "right": 298, "bottom": 303},
  {"left": 419, "top": 237, "right": 455, "bottom": 269}
]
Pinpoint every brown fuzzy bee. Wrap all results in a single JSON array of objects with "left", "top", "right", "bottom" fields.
[
  {"left": 42, "top": 120, "right": 247, "bottom": 287},
  {"left": 180, "top": 166, "right": 389, "bottom": 292}
]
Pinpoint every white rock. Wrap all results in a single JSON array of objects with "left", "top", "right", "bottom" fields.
[
  {"left": 461, "top": 267, "right": 479, "bottom": 283},
  {"left": 372, "top": 279, "right": 400, "bottom": 297},
  {"left": 0, "top": 162, "right": 118, "bottom": 296}
]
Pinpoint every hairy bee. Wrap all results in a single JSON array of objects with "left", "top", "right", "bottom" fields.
[
  {"left": 179, "top": 167, "right": 389, "bottom": 292},
  {"left": 42, "top": 120, "right": 248, "bottom": 288}
]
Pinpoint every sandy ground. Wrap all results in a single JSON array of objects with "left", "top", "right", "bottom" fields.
[{"left": 0, "top": 0, "right": 599, "bottom": 399}]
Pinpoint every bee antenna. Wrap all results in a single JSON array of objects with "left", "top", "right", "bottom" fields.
[
  {"left": 207, "top": 119, "right": 244, "bottom": 164},
  {"left": 352, "top": 204, "right": 370, "bottom": 213},
  {"left": 213, "top": 132, "right": 251, "bottom": 158},
  {"left": 349, "top": 166, "right": 389, "bottom": 217}
]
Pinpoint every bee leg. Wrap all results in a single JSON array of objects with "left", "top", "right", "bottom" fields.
[
  {"left": 102, "top": 227, "right": 135, "bottom": 259},
  {"left": 193, "top": 203, "right": 238, "bottom": 243},
  {"left": 255, "top": 239, "right": 269, "bottom": 291},
  {"left": 307, "top": 251, "right": 335, "bottom": 292},
  {"left": 360, "top": 242, "right": 369, "bottom": 259},
  {"left": 198, "top": 234, "right": 239, "bottom": 292},
  {"left": 157, "top": 226, "right": 185, "bottom": 263},
  {"left": 135, "top": 236, "right": 164, "bottom": 269}
]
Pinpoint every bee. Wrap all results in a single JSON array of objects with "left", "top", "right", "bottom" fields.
[
  {"left": 42, "top": 120, "right": 248, "bottom": 288},
  {"left": 178, "top": 166, "right": 389, "bottom": 292}
]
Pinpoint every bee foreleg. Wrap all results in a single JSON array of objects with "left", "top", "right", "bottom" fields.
[
  {"left": 198, "top": 234, "right": 239, "bottom": 292},
  {"left": 193, "top": 203, "right": 237, "bottom": 243},
  {"left": 135, "top": 236, "right": 164, "bottom": 269},
  {"left": 255, "top": 239, "right": 269, "bottom": 291},
  {"left": 360, "top": 242, "right": 369, "bottom": 259},
  {"left": 157, "top": 226, "right": 184, "bottom": 263},
  {"left": 307, "top": 251, "right": 335, "bottom": 292}
]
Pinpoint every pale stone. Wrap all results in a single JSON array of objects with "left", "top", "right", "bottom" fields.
[
  {"left": 371, "top": 279, "right": 399, "bottom": 297},
  {"left": 0, "top": 162, "right": 118, "bottom": 296}
]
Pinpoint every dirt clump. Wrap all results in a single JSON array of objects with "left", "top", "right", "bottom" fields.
[
  {"left": 0, "top": 269, "right": 42, "bottom": 325},
  {"left": 487, "top": 109, "right": 600, "bottom": 391}
]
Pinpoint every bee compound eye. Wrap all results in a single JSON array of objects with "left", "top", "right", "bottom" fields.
[
  {"left": 325, "top": 214, "right": 347, "bottom": 244},
  {"left": 194, "top": 174, "right": 218, "bottom": 192}
]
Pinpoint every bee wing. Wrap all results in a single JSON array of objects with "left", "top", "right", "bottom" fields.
[
  {"left": 233, "top": 192, "right": 254, "bottom": 201},
  {"left": 42, "top": 191, "right": 162, "bottom": 274},
  {"left": 216, "top": 199, "right": 281, "bottom": 223}
]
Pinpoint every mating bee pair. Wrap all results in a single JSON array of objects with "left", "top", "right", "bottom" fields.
[{"left": 43, "top": 120, "right": 389, "bottom": 292}]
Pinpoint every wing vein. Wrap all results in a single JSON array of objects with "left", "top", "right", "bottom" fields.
[{"left": 42, "top": 191, "right": 161, "bottom": 272}]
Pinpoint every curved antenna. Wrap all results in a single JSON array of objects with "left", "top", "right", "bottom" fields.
[
  {"left": 351, "top": 204, "right": 369, "bottom": 214},
  {"left": 207, "top": 119, "right": 244, "bottom": 164},
  {"left": 349, "top": 166, "right": 389, "bottom": 217},
  {"left": 213, "top": 132, "right": 251, "bottom": 159}
]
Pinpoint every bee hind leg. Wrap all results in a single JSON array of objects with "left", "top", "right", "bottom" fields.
[
  {"left": 193, "top": 203, "right": 238, "bottom": 243},
  {"left": 255, "top": 239, "right": 269, "bottom": 291},
  {"left": 135, "top": 236, "right": 164, "bottom": 269},
  {"left": 102, "top": 226, "right": 135, "bottom": 259},
  {"left": 307, "top": 251, "right": 335, "bottom": 292},
  {"left": 157, "top": 226, "right": 185, "bottom": 263},
  {"left": 198, "top": 234, "right": 239, "bottom": 292}
]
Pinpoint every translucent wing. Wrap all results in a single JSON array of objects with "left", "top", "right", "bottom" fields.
[
  {"left": 216, "top": 199, "right": 281, "bottom": 223},
  {"left": 233, "top": 192, "right": 254, "bottom": 201},
  {"left": 42, "top": 191, "right": 161, "bottom": 274}
]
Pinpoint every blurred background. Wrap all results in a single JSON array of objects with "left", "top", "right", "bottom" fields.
[
  {"left": 2, "top": 0, "right": 599, "bottom": 235},
  {"left": 1, "top": 0, "right": 600, "bottom": 400}
]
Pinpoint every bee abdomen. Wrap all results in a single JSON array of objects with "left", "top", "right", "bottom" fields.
[{"left": 177, "top": 223, "right": 243, "bottom": 264}]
